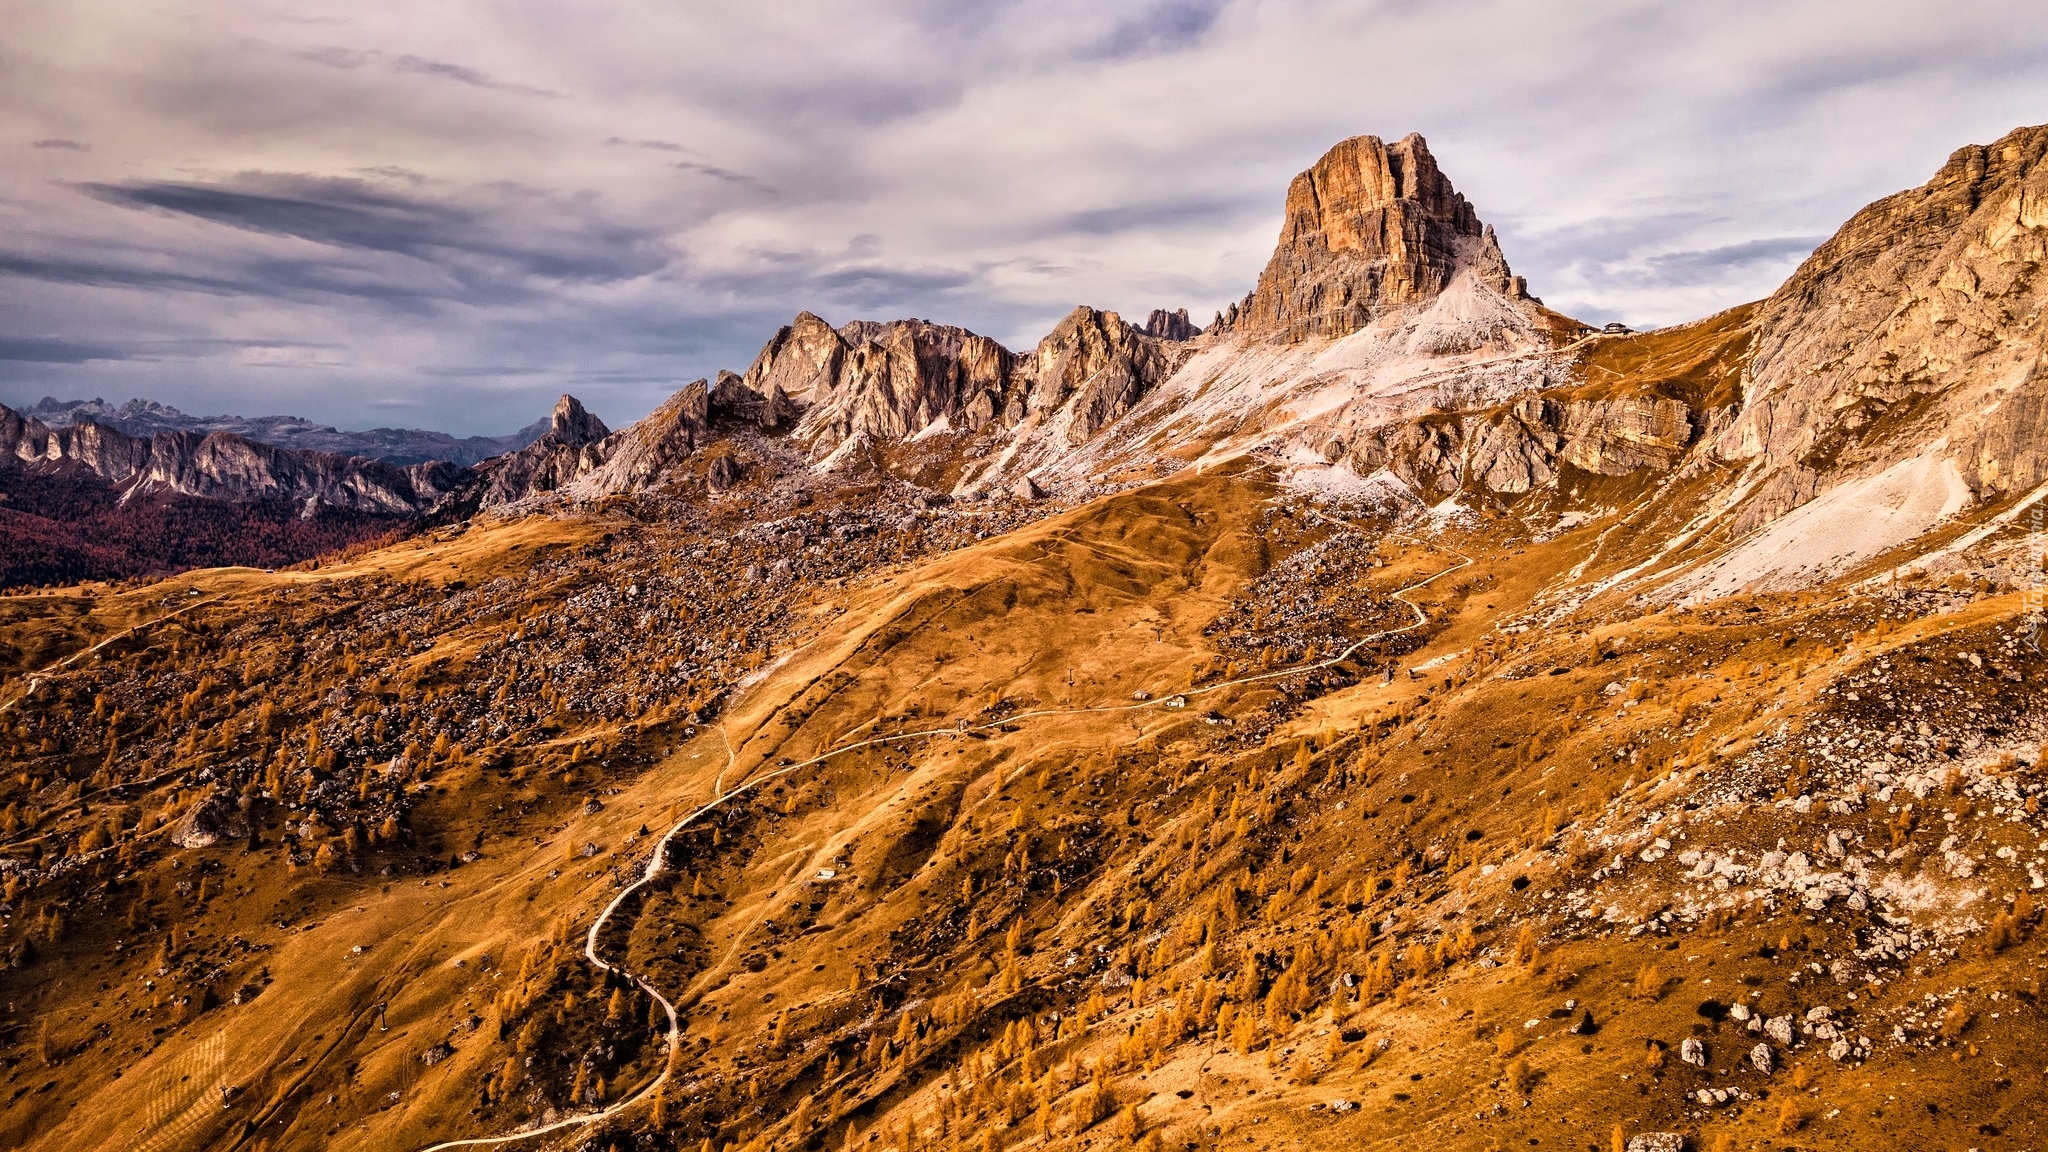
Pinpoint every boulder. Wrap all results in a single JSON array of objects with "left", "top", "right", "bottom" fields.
[
  {"left": 170, "top": 790, "right": 248, "bottom": 849},
  {"left": 1764, "top": 1015, "right": 1795, "bottom": 1046},
  {"left": 1749, "top": 1042, "right": 1774, "bottom": 1074},
  {"left": 706, "top": 454, "right": 740, "bottom": 493}
]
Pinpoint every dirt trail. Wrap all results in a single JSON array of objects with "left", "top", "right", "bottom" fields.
[{"left": 0, "top": 594, "right": 224, "bottom": 718}]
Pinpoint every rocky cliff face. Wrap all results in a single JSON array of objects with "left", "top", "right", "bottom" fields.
[
  {"left": 0, "top": 403, "right": 466, "bottom": 515},
  {"left": 790, "top": 318, "right": 1017, "bottom": 452},
  {"left": 1337, "top": 392, "right": 1707, "bottom": 503},
  {"left": 1141, "top": 308, "right": 1200, "bottom": 340},
  {"left": 476, "top": 382, "right": 795, "bottom": 507},
  {"left": 738, "top": 311, "right": 847, "bottom": 407},
  {"left": 1713, "top": 123, "right": 2048, "bottom": 531},
  {"left": 1029, "top": 135, "right": 1576, "bottom": 494},
  {"left": 1215, "top": 133, "right": 1525, "bottom": 341},
  {"left": 727, "top": 306, "right": 1192, "bottom": 480},
  {"left": 474, "top": 395, "right": 612, "bottom": 505},
  {"left": 1016, "top": 306, "right": 1191, "bottom": 448},
  {"left": 562, "top": 373, "right": 792, "bottom": 498}
]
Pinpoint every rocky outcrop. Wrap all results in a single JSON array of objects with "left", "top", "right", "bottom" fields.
[
  {"left": 1020, "top": 306, "right": 1190, "bottom": 448},
  {"left": 561, "top": 375, "right": 789, "bottom": 498},
  {"left": 1715, "top": 123, "right": 2048, "bottom": 530},
  {"left": 170, "top": 790, "right": 248, "bottom": 849},
  {"left": 479, "top": 379, "right": 795, "bottom": 506},
  {"left": 474, "top": 395, "right": 611, "bottom": 506},
  {"left": 1141, "top": 308, "right": 1200, "bottom": 341},
  {"left": 0, "top": 407, "right": 150, "bottom": 482},
  {"left": 731, "top": 307, "right": 1191, "bottom": 476},
  {"left": 559, "top": 387, "right": 702, "bottom": 497},
  {"left": 792, "top": 319, "right": 1016, "bottom": 452},
  {"left": 740, "top": 311, "right": 848, "bottom": 406},
  {"left": 1218, "top": 133, "right": 1523, "bottom": 341},
  {"left": 1553, "top": 397, "right": 1699, "bottom": 476},
  {"left": 0, "top": 403, "right": 466, "bottom": 514},
  {"left": 1344, "top": 393, "right": 1706, "bottom": 502}
]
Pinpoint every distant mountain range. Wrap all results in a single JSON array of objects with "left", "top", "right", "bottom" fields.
[
  {"left": 16, "top": 396, "right": 548, "bottom": 467},
  {"left": 0, "top": 396, "right": 556, "bottom": 587}
]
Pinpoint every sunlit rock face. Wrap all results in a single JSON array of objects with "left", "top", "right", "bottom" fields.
[{"left": 1218, "top": 133, "right": 1521, "bottom": 342}]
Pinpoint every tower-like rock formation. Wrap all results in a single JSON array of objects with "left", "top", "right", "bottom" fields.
[
  {"left": 1224, "top": 133, "right": 1520, "bottom": 341},
  {"left": 1141, "top": 308, "right": 1200, "bottom": 341}
]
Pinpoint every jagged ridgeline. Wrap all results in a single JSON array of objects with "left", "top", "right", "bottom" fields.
[{"left": 3, "top": 125, "right": 2048, "bottom": 1152}]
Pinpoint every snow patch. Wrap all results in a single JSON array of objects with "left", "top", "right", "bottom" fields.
[
  {"left": 1281, "top": 462, "right": 1419, "bottom": 510},
  {"left": 812, "top": 432, "right": 869, "bottom": 474},
  {"left": 1665, "top": 455, "right": 1971, "bottom": 603},
  {"left": 1036, "top": 268, "right": 1569, "bottom": 490}
]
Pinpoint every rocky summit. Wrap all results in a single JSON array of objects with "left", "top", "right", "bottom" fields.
[
  {"left": 1217, "top": 133, "right": 1526, "bottom": 340},
  {"left": 4, "top": 124, "right": 2048, "bottom": 1152}
]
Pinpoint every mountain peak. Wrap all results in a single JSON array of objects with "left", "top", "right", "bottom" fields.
[
  {"left": 1228, "top": 132, "right": 1521, "bottom": 341},
  {"left": 547, "top": 394, "right": 609, "bottom": 446},
  {"left": 1141, "top": 307, "right": 1200, "bottom": 340}
]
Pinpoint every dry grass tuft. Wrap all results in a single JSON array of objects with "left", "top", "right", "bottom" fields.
[
  {"left": 1938, "top": 1003, "right": 1973, "bottom": 1040},
  {"left": 1775, "top": 1098, "right": 1805, "bottom": 1134},
  {"left": 1631, "top": 963, "right": 1663, "bottom": 1001}
]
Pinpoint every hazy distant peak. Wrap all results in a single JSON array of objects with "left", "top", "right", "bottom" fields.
[{"left": 10, "top": 394, "right": 553, "bottom": 466}]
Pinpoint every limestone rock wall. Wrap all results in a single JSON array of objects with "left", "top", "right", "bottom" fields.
[
  {"left": 1218, "top": 133, "right": 1522, "bottom": 342},
  {"left": 1717, "top": 124, "right": 2048, "bottom": 530}
]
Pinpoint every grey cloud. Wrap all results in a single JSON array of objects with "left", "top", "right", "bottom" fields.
[
  {"left": 392, "top": 54, "right": 560, "bottom": 97},
  {"left": 1089, "top": 0, "right": 1229, "bottom": 60},
  {"left": 1038, "top": 193, "right": 1266, "bottom": 239},
  {"left": 810, "top": 263, "right": 976, "bottom": 300},
  {"left": 73, "top": 175, "right": 669, "bottom": 298},
  {"left": 352, "top": 166, "right": 429, "bottom": 185},
  {"left": 1641, "top": 236, "right": 1826, "bottom": 281},
  {"left": 0, "top": 252, "right": 263, "bottom": 298},
  {"left": 606, "top": 137, "right": 688, "bottom": 152},
  {"left": 673, "top": 161, "right": 761, "bottom": 186},
  {"left": 298, "top": 46, "right": 558, "bottom": 96},
  {"left": 297, "top": 46, "right": 374, "bottom": 69},
  {"left": 0, "top": 336, "right": 128, "bottom": 363},
  {"left": 81, "top": 178, "right": 471, "bottom": 254},
  {"left": 417, "top": 364, "right": 551, "bottom": 378},
  {"left": 32, "top": 139, "right": 88, "bottom": 151}
]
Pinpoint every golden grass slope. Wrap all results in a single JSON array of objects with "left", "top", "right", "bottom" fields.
[{"left": 3, "top": 457, "right": 2045, "bottom": 1152}]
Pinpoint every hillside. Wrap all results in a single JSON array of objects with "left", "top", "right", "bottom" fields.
[{"left": 1, "top": 125, "right": 2045, "bottom": 1152}]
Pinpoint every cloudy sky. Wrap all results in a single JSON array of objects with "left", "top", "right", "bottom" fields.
[{"left": 4, "top": 1, "right": 2046, "bottom": 436}]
